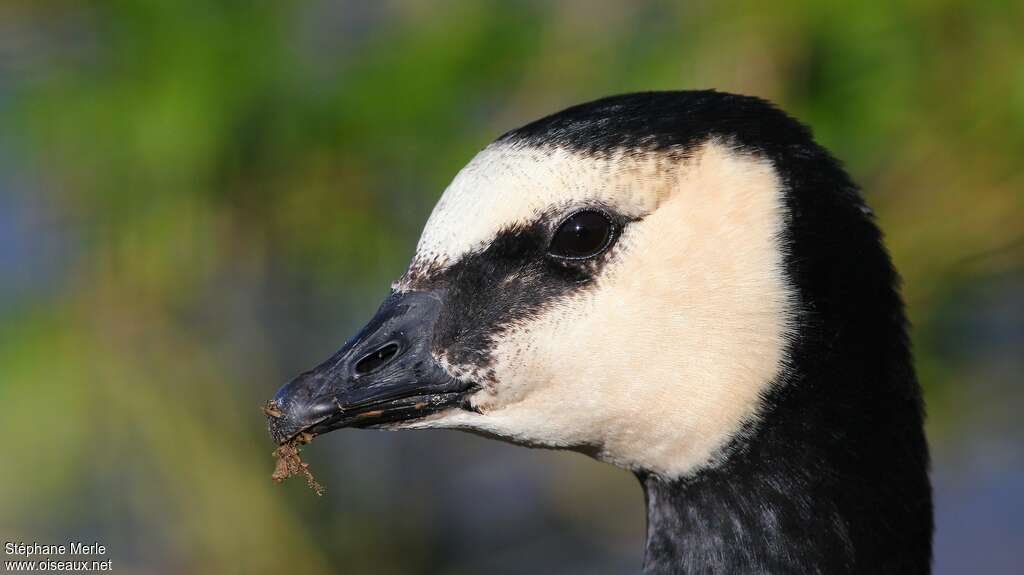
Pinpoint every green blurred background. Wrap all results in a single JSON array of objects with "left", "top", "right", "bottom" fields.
[{"left": 1, "top": 1, "right": 1022, "bottom": 573}]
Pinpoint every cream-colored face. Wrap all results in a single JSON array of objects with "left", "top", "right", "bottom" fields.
[{"left": 397, "top": 139, "right": 796, "bottom": 480}]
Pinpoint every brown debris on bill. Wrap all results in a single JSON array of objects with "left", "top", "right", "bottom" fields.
[
  {"left": 265, "top": 401, "right": 324, "bottom": 496},
  {"left": 271, "top": 437, "right": 323, "bottom": 496},
  {"left": 261, "top": 401, "right": 284, "bottom": 419}
]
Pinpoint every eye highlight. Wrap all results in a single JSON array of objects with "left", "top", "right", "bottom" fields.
[{"left": 547, "top": 210, "right": 616, "bottom": 260}]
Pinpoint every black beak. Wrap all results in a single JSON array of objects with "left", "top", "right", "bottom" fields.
[{"left": 266, "top": 290, "right": 475, "bottom": 445}]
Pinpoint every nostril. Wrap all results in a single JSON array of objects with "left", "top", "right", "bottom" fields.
[{"left": 354, "top": 343, "right": 400, "bottom": 376}]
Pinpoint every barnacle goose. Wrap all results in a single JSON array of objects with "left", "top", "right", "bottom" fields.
[{"left": 268, "top": 91, "right": 933, "bottom": 574}]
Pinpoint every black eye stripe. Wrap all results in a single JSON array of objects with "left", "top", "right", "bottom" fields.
[{"left": 403, "top": 207, "right": 635, "bottom": 373}]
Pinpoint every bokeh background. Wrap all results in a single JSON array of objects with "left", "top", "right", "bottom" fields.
[{"left": 2, "top": 1, "right": 1022, "bottom": 573}]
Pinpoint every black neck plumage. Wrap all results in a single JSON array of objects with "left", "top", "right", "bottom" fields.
[
  {"left": 636, "top": 356, "right": 932, "bottom": 574},
  {"left": 638, "top": 466, "right": 853, "bottom": 574}
]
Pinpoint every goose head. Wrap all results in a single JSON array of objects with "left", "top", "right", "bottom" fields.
[{"left": 268, "top": 91, "right": 931, "bottom": 573}]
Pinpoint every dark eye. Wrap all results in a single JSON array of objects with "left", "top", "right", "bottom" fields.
[{"left": 548, "top": 210, "right": 615, "bottom": 259}]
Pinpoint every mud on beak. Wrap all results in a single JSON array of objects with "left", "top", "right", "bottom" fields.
[{"left": 266, "top": 290, "right": 476, "bottom": 445}]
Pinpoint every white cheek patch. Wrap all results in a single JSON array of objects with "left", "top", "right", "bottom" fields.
[{"left": 406, "top": 141, "right": 795, "bottom": 480}]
